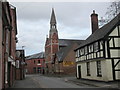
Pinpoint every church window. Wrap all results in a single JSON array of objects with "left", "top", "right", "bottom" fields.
[{"left": 52, "top": 25, "right": 56, "bottom": 29}]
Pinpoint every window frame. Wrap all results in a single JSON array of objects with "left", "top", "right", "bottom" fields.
[
  {"left": 86, "top": 62, "right": 91, "bottom": 76},
  {"left": 96, "top": 61, "right": 102, "bottom": 77},
  {"left": 38, "top": 60, "right": 40, "bottom": 64},
  {"left": 94, "top": 42, "right": 99, "bottom": 52}
]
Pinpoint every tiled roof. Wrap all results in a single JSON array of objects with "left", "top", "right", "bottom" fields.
[
  {"left": 57, "top": 39, "right": 84, "bottom": 62},
  {"left": 25, "top": 52, "right": 45, "bottom": 60},
  {"left": 75, "top": 13, "right": 120, "bottom": 50},
  {"left": 59, "top": 39, "right": 83, "bottom": 47}
]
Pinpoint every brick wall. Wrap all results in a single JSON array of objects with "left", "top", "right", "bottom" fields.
[
  {"left": 59, "top": 43, "right": 77, "bottom": 75},
  {"left": 25, "top": 58, "right": 45, "bottom": 74},
  {"left": 0, "top": 1, "right": 3, "bottom": 89}
]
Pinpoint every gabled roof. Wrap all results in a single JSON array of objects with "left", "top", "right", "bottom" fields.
[
  {"left": 59, "top": 39, "right": 84, "bottom": 47},
  {"left": 75, "top": 13, "right": 120, "bottom": 50},
  {"left": 56, "top": 44, "right": 73, "bottom": 62},
  {"left": 25, "top": 52, "right": 45, "bottom": 60},
  {"left": 57, "top": 39, "right": 84, "bottom": 62}
]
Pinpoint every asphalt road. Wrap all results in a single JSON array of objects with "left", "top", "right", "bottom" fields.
[{"left": 12, "top": 74, "right": 93, "bottom": 88}]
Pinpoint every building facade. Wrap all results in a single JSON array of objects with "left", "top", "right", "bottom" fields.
[
  {"left": 0, "top": 2, "right": 3, "bottom": 89},
  {"left": 75, "top": 11, "right": 120, "bottom": 81},
  {"left": 15, "top": 50, "right": 26, "bottom": 80},
  {"left": 25, "top": 52, "right": 45, "bottom": 74},
  {"left": 0, "top": 1, "right": 18, "bottom": 89},
  {"left": 45, "top": 9, "right": 83, "bottom": 75}
]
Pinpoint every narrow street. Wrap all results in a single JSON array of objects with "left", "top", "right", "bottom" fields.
[
  {"left": 12, "top": 75, "right": 41, "bottom": 88},
  {"left": 11, "top": 74, "right": 93, "bottom": 88}
]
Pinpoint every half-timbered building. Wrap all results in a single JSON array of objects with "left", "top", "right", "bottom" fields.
[{"left": 75, "top": 11, "right": 120, "bottom": 81}]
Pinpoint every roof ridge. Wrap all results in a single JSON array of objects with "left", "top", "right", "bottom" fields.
[
  {"left": 59, "top": 39, "right": 84, "bottom": 41},
  {"left": 26, "top": 52, "right": 44, "bottom": 57}
]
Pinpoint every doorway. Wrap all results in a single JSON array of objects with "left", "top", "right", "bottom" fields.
[{"left": 78, "top": 66, "right": 81, "bottom": 79}]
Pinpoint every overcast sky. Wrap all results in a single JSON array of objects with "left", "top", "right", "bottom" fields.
[{"left": 9, "top": 1, "right": 111, "bottom": 56}]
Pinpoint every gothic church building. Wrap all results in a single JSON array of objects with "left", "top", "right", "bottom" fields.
[{"left": 45, "top": 9, "right": 83, "bottom": 75}]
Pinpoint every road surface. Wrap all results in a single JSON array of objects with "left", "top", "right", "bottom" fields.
[{"left": 12, "top": 74, "right": 93, "bottom": 88}]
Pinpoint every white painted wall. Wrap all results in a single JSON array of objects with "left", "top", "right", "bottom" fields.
[
  {"left": 77, "top": 59, "right": 113, "bottom": 81},
  {"left": 109, "top": 27, "right": 118, "bottom": 36},
  {"left": 108, "top": 25, "right": 120, "bottom": 80},
  {"left": 0, "top": 1, "right": 3, "bottom": 89},
  {"left": 76, "top": 24, "right": 120, "bottom": 81}
]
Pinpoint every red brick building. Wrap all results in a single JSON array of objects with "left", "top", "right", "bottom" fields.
[
  {"left": 0, "top": 1, "right": 18, "bottom": 89},
  {"left": 25, "top": 52, "right": 45, "bottom": 74},
  {"left": 45, "top": 9, "right": 83, "bottom": 75}
]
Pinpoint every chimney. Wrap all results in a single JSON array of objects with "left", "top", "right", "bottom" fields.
[{"left": 91, "top": 10, "right": 99, "bottom": 34}]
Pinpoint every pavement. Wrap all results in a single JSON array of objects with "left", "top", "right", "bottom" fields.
[
  {"left": 10, "top": 75, "right": 41, "bottom": 88},
  {"left": 43, "top": 74, "right": 120, "bottom": 89},
  {"left": 64, "top": 76, "right": 120, "bottom": 89}
]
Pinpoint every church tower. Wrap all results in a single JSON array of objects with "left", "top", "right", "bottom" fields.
[
  {"left": 49, "top": 8, "right": 59, "bottom": 63},
  {"left": 45, "top": 8, "right": 59, "bottom": 73}
]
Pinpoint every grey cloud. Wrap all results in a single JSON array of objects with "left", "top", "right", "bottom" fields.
[{"left": 10, "top": 2, "right": 110, "bottom": 56}]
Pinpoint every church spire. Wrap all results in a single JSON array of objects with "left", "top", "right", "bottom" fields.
[
  {"left": 50, "top": 8, "right": 56, "bottom": 25},
  {"left": 49, "top": 8, "right": 58, "bottom": 38}
]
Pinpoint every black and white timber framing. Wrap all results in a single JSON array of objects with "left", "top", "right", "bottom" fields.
[{"left": 75, "top": 13, "right": 120, "bottom": 81}]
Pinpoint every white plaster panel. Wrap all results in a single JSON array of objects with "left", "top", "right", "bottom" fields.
[
  {"left": 114, "top": 59, "right": 120, "bottom": 69},
  {"left": 110, "top": 50, "right": 120, "bottom": 57},
  {"left": 109, "top": 39, "right": 113, "bottom": 47},
  {"left": 105, "top": 59, "right": 113, "bottom": 81},
  {"left": 77, "top": 59, "right": 113, "bottom": 81},
  {"left": 109, "top": 27, "right": 118, "bottom": 36},
  {"left": 115, "top": 71, "right": 120, "bottom": 80},
  {"left": 114, "top": 38, "right": 120, "bottom": 47}
]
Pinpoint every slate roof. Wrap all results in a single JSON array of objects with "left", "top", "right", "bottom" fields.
[
  {"left": 25, "top": 52, "right": 45, "bottom": 60},
  {"left": 58, "top": 39, "right": 83, "bottom": 47},
  {"left": 57, "top": 39, "right": 84, "bottom": 62},
  {"left": 75, "top": 13, "right": 120, "bottom": 50}
]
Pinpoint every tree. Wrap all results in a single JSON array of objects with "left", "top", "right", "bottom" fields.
[{"left": 99, "top": 0, "right": 120, "bottom": 27}]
